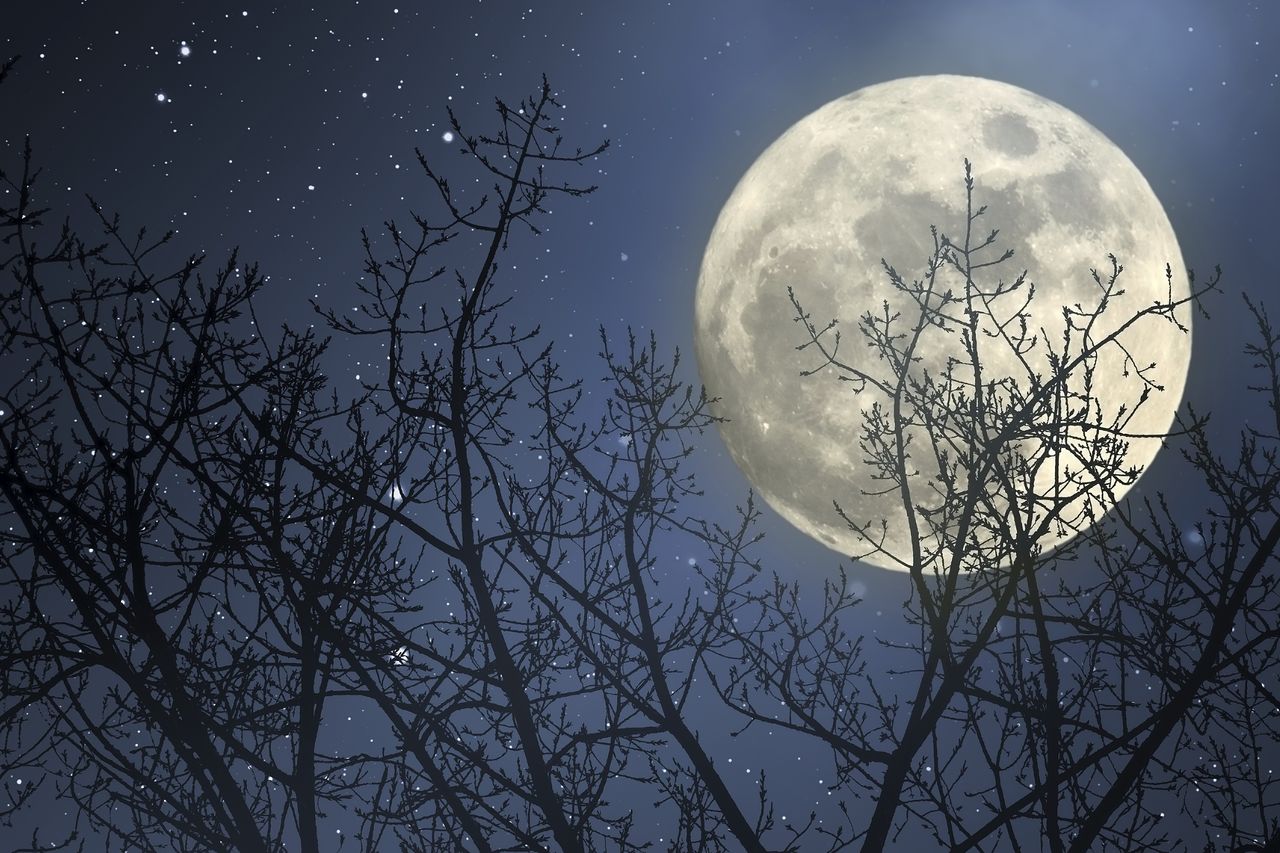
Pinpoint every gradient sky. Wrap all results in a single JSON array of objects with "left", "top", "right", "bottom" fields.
[{"left": 5, "top": 0, "right": 1280, "bottom": 844}]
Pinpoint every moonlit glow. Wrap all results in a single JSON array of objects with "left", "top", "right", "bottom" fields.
[{"left": 694, "top": 75, "right": 1190, "bottom": 571}]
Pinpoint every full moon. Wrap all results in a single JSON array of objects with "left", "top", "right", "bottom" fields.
[{"left": 694, "top": 75, "right": 1189, "bottom": 571}]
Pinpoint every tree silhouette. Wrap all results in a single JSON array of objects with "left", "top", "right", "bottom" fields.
[
  {"left": 311, "top": 77, "right": 778, "bottom": 852},
  {"left": 716, "top": 162, "right": 1280, "bottom": 852},
  {"left": 4, "top": 63, "right": 1280, "bottom": 853}
]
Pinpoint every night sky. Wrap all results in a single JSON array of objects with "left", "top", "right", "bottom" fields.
[{"left": 6, "top": 0, "right": 1280, "bottom": 846}]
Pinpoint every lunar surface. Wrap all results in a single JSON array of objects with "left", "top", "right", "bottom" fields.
[{"left": 694, "top": 75, "right": 1190, "bottom": 571}]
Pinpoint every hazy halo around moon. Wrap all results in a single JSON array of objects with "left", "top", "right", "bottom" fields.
[{"left": 694, "top": 75, "right": 1190, "bottom": 572}]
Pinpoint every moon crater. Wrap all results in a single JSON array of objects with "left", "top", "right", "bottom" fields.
[{"left": 983, "top": 111, "right": 1040, "bottom": 157}]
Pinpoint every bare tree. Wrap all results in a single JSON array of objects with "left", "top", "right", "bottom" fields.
[
  {"left": 0, "top": 60, "right": 431, "bottom": 852},
  {"left": 0, "top": 175, "right": 315, "bottom": 851},
  {"left": 6, "top": 57, "right": 1280, "bottom": 853},
  {"left": 310, "top": 76, "right": 796, "bottom": 851},
  {"left": 708, "top": 160, "right": 1280, "bottom": 853}
]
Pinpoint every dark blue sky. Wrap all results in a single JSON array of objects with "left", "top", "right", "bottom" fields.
[
  {"left": 9, "top": 3, "right": 1277, "bottom": 336},
  {"left": 6, "top": 0, "right": 1280, "bottom": 844},
  {"left": 7, "top": 3, "right": 1277, "bottom": 572}
]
